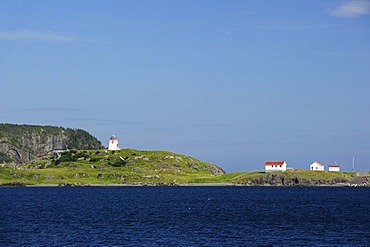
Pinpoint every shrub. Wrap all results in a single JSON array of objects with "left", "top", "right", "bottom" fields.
[
  {"left": 74, "top": 152, "right": 89, "bottom": 159},
  {"left": 111, "top": 159, "right": 127, "bottom": 167}
]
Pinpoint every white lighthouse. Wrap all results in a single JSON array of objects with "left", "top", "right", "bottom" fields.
[{"left": 108, "top": 135, "right": 120, "bottom": 150}]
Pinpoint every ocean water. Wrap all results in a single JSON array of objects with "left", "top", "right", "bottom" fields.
[{"left": 1, "top": 186, "right": 369, "bottom": 246}]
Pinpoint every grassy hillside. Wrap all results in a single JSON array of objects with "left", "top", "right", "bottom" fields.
[
  {"left": 0, "top": 149, "right": 226, "bottom": 185},
  {"left": 0, "top": 147, "right": 359, "bottom": 186}
]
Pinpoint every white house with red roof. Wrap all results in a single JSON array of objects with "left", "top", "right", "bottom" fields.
[
  {"left": 310, "top": 161, "right": 324, "bottom": 171},
  {"left": 328, "top": 165, "right": 340, "bottom": 171},
  {"left": 328, "top": 161, "right": 340, "bottom": 172},
  {"left": 265, "top": 161, "right": 287, "bottom": 172}
]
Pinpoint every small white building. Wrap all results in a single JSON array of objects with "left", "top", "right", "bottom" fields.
[
  {"left": 328, "top": 165, "right": 340, "bottom": 172},
  {"left": 265, "top": 161, "right": 287, "bottom": 172},
  {"left": 108, "top": 135, "right": 120, "bottom": 150},
  {"left": 310, "top": 161, "right": 324, "bottom": 171}
]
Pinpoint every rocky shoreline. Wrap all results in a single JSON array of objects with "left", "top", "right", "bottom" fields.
[
  {"left": 0, "top": 182, "right": 232, "bottom": 187},
  {"left": 235, "top": 173, "right": 370, "bottom": 187},
  {"left": 237, "top": 173, "right": 347, "bottom": 186},
  {"left": 1, "top": 181, "right": 369, "bottom": 188}
]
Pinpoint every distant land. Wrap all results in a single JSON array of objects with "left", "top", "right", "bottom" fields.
[
  {"left": 0, "top": 123, "right": 368, "bottom": 187},
  {"left": 0, "top": 123, "right": 103, "bottom": 164}
]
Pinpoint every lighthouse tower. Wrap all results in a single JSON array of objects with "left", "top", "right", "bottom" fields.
[{"left": 108, "top": 135, "right": 120, "bottom": 150}]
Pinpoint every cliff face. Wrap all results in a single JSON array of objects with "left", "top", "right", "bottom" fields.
[{"left": 0, "top": 124, "right": 103, "bottom": 164}]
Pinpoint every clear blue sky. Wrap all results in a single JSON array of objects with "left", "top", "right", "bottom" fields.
[{"left": 1, "top": 0, "right": 369, "bottom": 172}]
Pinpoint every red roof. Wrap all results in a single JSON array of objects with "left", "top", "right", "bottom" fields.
[
  {"left": 313, "top": 161, "right": 324, "bottom": 166},
  {"left": 265, "top": 161, "right": 285, "bottom": 165},
  {"left": 329, "top": 165, "right": 340, "bottom": 168}
]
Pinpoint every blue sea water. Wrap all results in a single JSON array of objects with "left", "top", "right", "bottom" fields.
[{"left": 1, "top": 186, "right": 369, "bottom": 246}]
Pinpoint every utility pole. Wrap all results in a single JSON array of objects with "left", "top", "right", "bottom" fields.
[{"left": 352, "top": 157, "right": 355, "bottom": 173}]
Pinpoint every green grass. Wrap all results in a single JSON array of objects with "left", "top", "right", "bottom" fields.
[
  {"left": 0, "top": 150, "right": 357, "bottom": 186},
  {"left": 187, "top": 172, "right": 246, "bottom": 183},
  {"left": 0, "top": 148, "right": 226, "bottom": 185}
]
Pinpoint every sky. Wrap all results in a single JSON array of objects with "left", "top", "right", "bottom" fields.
[{"left": 1, "top": 0, "right": 369, "bottom": 172}]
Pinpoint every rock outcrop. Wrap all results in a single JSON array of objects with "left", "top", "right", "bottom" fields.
[
  {"left": 238, "top": 173, "right": 351, "bottom": 186},
  {"left": 186, "top": 162, "right": 225, "bottom": 175},
  {"left": 347, "top": 173, "right": 370, "bottom": 187},
  {"left": 0, "top": 124, "right": 103, "bottom": 164}
]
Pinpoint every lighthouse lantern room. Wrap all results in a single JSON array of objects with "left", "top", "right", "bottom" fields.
[{"left": 108, "top": 135, "right": 120, "bottom": 150}]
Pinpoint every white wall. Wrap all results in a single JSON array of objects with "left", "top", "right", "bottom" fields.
[
  {"left": 328, "top": 166, "right": 340, "bottom": 172},
  {"left": 108, "top": 139, "right": 120, "bottom": 150},
  {"left": 310, "top": 162, "right": 324, "bottom": 171},
  {"left": 265, "top": 162, "right": 287, "bottom": 172}
]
